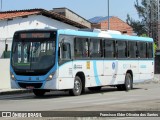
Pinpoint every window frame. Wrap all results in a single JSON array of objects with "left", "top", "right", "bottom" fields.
[
  {"left": 74, "top": 37, "right": 89, "bottom": 59},
  {"left": 138, "top": 41, "right": 147, "bottom": 59},
  {"left": 89, "top": 37, "right": 103, "bottom": 59},
  {"left": 116, "top": 40, "right": 128, "bottom": 59},
  {"left": 128, "top": 41, "right": 138, "bottom": 59},
  {"left": 103, "top": 39, "right": 116, "bottom": 59}
]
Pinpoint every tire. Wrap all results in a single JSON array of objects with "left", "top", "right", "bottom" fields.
[
  {"left": 116, "top": 73, "right": 133, "bottom": 91},
  {"left": 33, "top": 89, "right": 46, "bottom": 97},
  {"left": 88, "top": 86, "right": 101, "bottom": 92},
  {"left": 124, "top": 73, "right": 133, "bottom": 91},
  {"left": 69, "top": 76, "right": 82, "bottom": 96}
]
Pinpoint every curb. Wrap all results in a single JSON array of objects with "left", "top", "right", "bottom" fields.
[{"left": 0, "top": 89, "right": 32, "bottom": 95}]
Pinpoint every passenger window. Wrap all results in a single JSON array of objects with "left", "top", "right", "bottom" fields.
[
  {"left": 117, "top": 41, "right": 127, "bottom": 58},
  {"left": 62, "top": 43, "right": 71, "bottom": 59},
  {"left": 147, "top": 43, "right": 153, "bottom": 58},
  {"left": 59, "top": 35, "right": 74, "bottom": 61},
  {"left": 89, "top": 38, "right": 102, "bottom": 58},
  {"left": 104, "top": 40, "right": 115, "bottom": 58},
  {"left": 138, "top": 42, "right": 147, "bottom": 58},
  {"left": 74, "top": 38, "right": 89, "bottom": 58},
  {"left": 90, "top": 38, "right": 102, "bottom": 58},
  {"left": 128, "top": 41, "right": 137, "bottom": 58}
]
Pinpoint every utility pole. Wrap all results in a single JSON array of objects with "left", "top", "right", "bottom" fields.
[
  {"left": 108, "top": 0, "right": 110, "bottom": 30},
  {"left": 1, "top": 0, "right": 2, "bottom": 11}
]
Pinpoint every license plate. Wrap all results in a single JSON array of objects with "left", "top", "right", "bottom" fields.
[{"left": 26, "top": 86, "right": 34, "bottom": 89}]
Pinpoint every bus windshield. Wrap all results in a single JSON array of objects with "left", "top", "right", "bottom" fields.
[{"left": 11, "top": 31, "right": 56, "bottom": 75}]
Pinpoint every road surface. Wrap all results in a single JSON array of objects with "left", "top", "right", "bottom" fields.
[{"left": 0, "top": 80, "right": 160, "bottom": 119}]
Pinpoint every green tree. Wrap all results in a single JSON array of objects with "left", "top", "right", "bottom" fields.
[
  {"left": 126, "top": 14, "right": 147, "bottom": 36},
  {"left": 126, "top": 0, "right": 148, "bottom": 36},
  {"left": 154, "top": 43, "right": 157, "bottom": 55}
]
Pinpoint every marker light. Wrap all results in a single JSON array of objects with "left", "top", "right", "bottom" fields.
[
  {"left": 46, "top": 72, "right": 55, "bottom": 81},
  {"left": 10, "top": 72, "right": 16, "bottom": 80}
]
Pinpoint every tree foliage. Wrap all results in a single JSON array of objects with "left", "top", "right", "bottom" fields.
[
  {"left": 126, "top": 14, "right": 147, "bottom": 36},
  {"left": 134, "top": 0, "right": 147, "bottom": 23},
  {"left": 126, "top": 0, "right": 148, "bottom": 36}
]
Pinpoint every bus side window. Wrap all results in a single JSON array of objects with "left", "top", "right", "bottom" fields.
[
  {"left": 90, "top": 38, "right": 102, "bottom": 58},
  {"left": 128, "top": 41, "right": 137, "bottom": 58},
  {"left": 117, "top": 41, "right": 127, "bottom": 58},
  {"left": 136, "top": 42, "right": 139, "bottom": 58},
  {"left": 104, "top": 39, "right": 115, "bottom": 58},
  {"left": 74, "top": 37, "right": 89, "bottom": 59},
  {"left": 147, "top": 42, "right": 153, "bottom": 58},
  {"left": 59, "top": 35, "right": 74, "bottom": 61},
  {"left": 138, "top": 42, "right": 147, "bottom": 58},
  {"left": 62, "top": 43, "right": 71, "bottom": 60}
]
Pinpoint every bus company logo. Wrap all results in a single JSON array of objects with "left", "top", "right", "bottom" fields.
[
  {"left": 112, "top": 62, "right": 115, "bottom": 70},
  {"left": 2, "top": 112, "right": 11, "bottom": 117},
  {"left": 74, "top": 64, "right": 82, "bottom": 69}
]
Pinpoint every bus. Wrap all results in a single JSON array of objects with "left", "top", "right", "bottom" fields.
[{"left": 10, "top": 29, "right": 154, "bottom": 96}]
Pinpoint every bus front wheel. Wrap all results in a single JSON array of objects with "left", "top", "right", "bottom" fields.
[
  {"left": 33, "top": 89, "right": 46, "bottom": 97},
  {"left": 69, "top": 76, "right": 82, "bottom": 96}
]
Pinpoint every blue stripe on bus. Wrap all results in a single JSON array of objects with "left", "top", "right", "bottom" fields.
[{"left": 93, "top": 61, "right": 101, "bottom": 86}]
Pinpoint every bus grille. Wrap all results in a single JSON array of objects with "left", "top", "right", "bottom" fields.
[{"left": 18, "top": 82, "right": 43, "bottom": 89}]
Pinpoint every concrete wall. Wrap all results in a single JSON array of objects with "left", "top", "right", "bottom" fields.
[
  {"left": 0, "top": 14, "right": 78, "bottom": 57},
  {"left": 0, "top": 59, "right": 10, "bottom": 89}
]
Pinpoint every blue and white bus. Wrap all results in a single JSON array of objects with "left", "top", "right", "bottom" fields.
[{"left": 10, "top": 29, "right": 154, "bottom": 96}]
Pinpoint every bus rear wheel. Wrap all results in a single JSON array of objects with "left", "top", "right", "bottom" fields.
[
  {"left": 33, "top": 89, "right": 46, "bottom": 97},
  {"left": 69, "top": 76, "right": 82, "bottom": 96},
  {"left": 124, "top": 73, "right": 133, "bottom": 91},
  {"left": 117, "top": 73, "right": 133, "bottom": 91}
]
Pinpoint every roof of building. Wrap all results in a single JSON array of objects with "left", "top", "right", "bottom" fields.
[
  {"left": 0, "top": 9, "right": 88, "bottom": 28},
  {"left": 52, "top": 7, "right": 91, "bottom": 23},
  {"left": 89, "top": 16, "right": 113, "bottom": 23}
]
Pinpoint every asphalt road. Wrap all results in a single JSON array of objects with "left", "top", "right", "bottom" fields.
[{"left": 0, "top": 81, "right": 160, "bottom": 119}]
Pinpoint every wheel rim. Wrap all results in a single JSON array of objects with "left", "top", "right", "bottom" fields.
[
  {"left": 126, "top": 75, "right": 131, "bottom": 89},
  {"left": 74, "top": 80, "right": 81, "bottom": 93}
]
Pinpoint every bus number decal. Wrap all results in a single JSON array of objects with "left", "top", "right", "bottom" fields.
[{"left": 86, "top": 61, "right": 90, "bottom": 69}]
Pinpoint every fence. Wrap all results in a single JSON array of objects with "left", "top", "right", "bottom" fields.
[{"left": 0, "top": 38, "right": 12, "bottom": 58}]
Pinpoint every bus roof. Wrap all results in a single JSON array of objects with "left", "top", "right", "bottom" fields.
[
  {"left": 14, "top": 29, "right": 153, "bottom": 42},
  {"left": 58, "top": 29, "right": 153, "bottom": 42}
]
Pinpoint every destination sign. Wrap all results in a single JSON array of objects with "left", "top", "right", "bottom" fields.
[{"left": 20, "top": 33, "right": 50, "bottom": 38}]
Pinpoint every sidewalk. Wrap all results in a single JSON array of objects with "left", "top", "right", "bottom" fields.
[{"left": 0, "top": 74, "right": 160, "bottom": 95}]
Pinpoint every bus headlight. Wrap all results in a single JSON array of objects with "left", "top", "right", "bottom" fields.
[
  {"left": 46, "top": 72, "right": 55, "bottom": 81},
  {"left": 10, "top": 72, "right": 16, "bottom": 80}
]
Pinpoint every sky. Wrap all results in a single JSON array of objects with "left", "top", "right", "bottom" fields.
[{"left": 1, "top": 0, "right": 139, "bottom": 22}]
